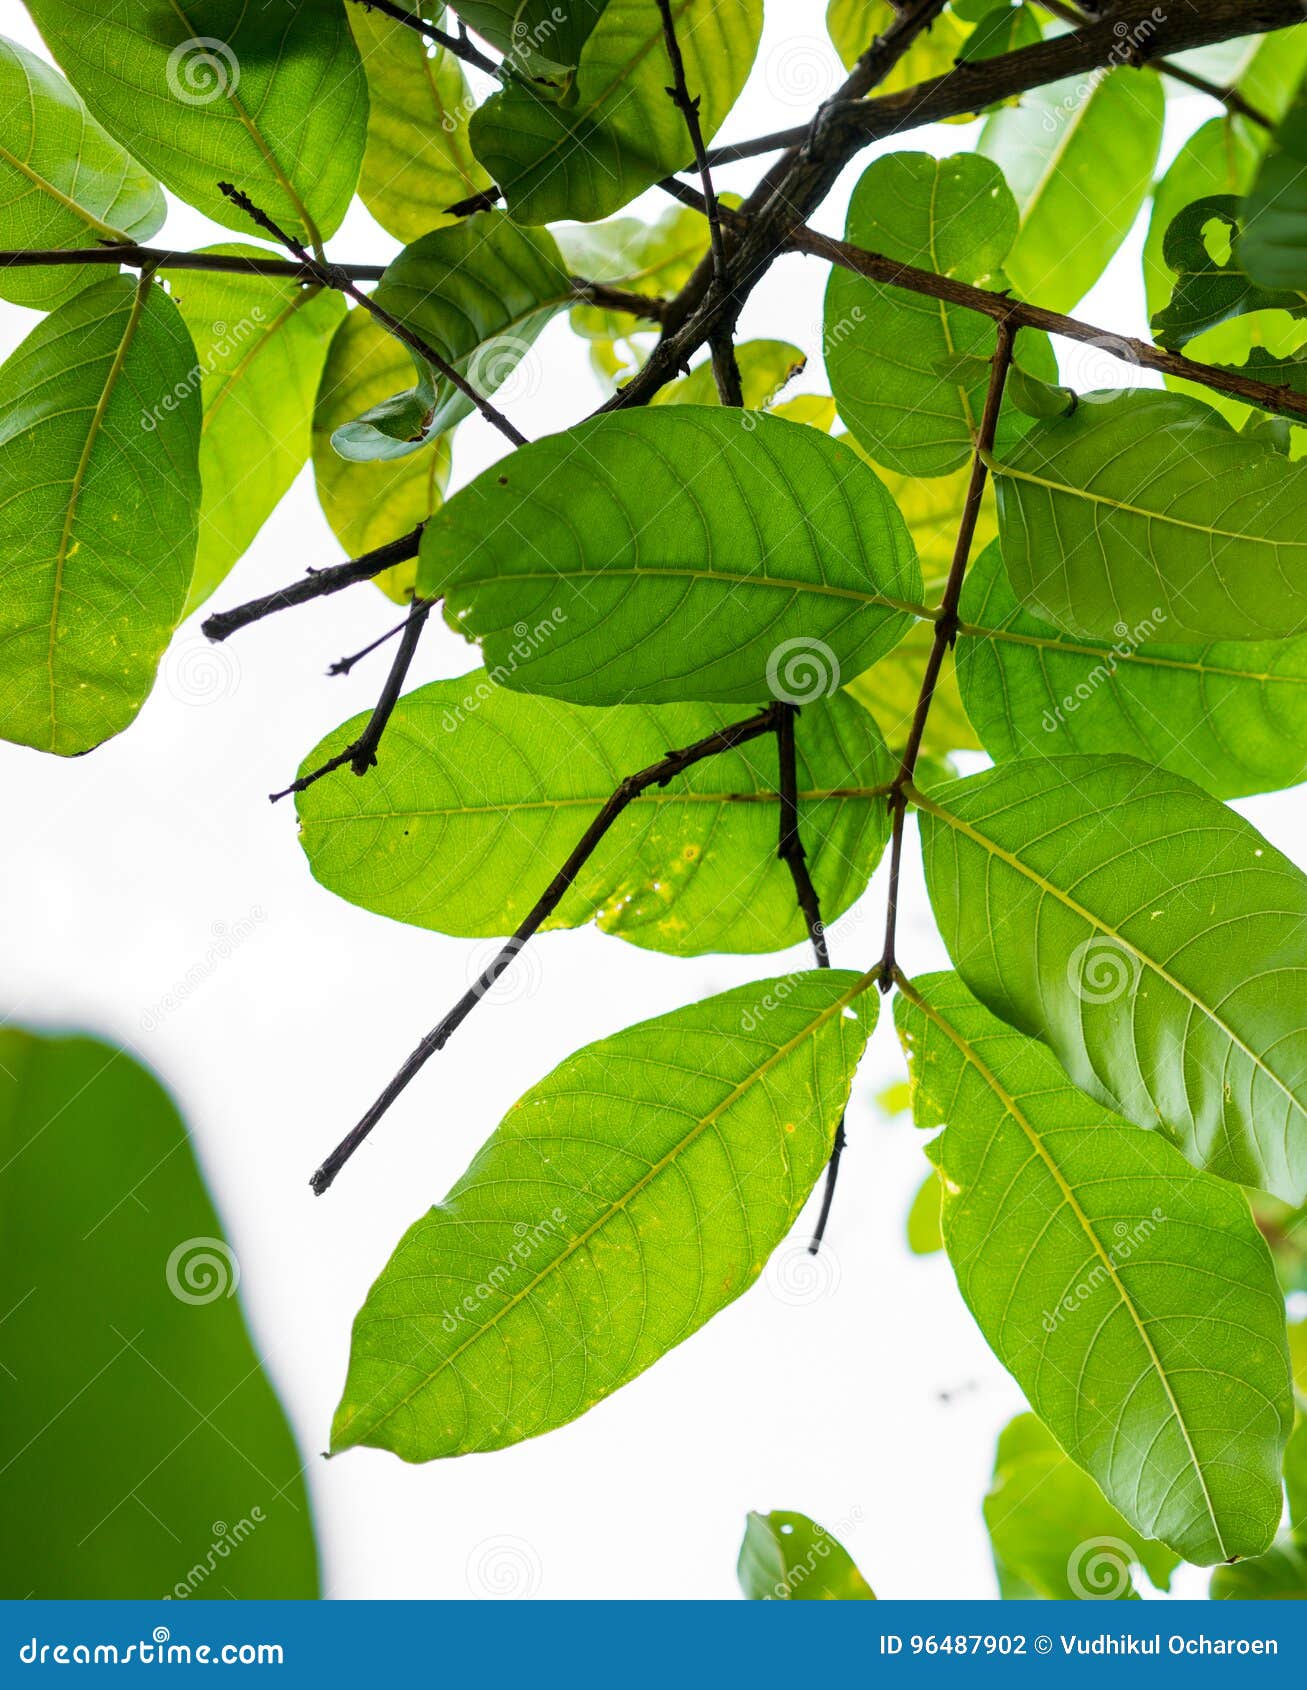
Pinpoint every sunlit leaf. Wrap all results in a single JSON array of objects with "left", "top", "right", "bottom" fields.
[{"left": 737, "top": 1510, "right": 875, "bottom": 1599}]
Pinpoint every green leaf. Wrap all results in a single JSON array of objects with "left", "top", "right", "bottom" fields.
[
  {"left": 984, "top": 1415, "right": 1179, "bottom": 1599},
  {"left": 469, "top": 0, "right": 761, "bottom": 224},
  {"left": 347, "top": 0, "right": 491, "bottom": 243},
  {"left": 898, "top": 970, "right": 1291, "bottom": 1566},
  {"left": 1292, "top": 1319, "right": 1307, "bottom": 1394},
  {"left": 651, "top": 339, "right": 805, "bottom": 409},
  {"left": 989, "top": 389, "right": 1307, "bottom": 643},
  {"left": 295, "top": 674, "right": 892, "bottom": 955},
  {"left": 161, "top": 250, "right": 345, "bottom": 611},
  {"left": 916, "top": 754, "right": 1307, "bottom": 1205},
  {"left": 0, "top": 33, "right": 164, "bottom": 311},
  {"left": 311, "top": 308, "right": 451, "bottom": 603},
  {"left": 1152, "top": 196, "right": 1307, "bottom": 348},
  {"left": 737, "top": 1511, "right": 875, "bottom": 1600},
  {"left": 824, "top": 151, "right": 1056, "bottom": 478},
  {"left": 956, "top": 540, "right": 1307, "bottom": 800},
  {"left": 0, "top": 274, "right": 201, "bottom": 756},
  {"left": 418, "top": 408, "right": 924, "bottom": 705},
  {"left": 957, "top": 4, "right": 1041, "bottom": 66},
  {"left": 332, "top": 212, "right": 571, "bottom": 461},
  {"left": 905, "top": 1170, "right": 943, "bottom": 1255},
  {"left": 1243, "top": 88, "right": 1307, "bottom": 292},
  {"left": 1287, "top": 1416, "right": 1307, "bottom": 1536},
  {"left": 978, "top": 68, "right": 1164, "bottom": 315},
  {"left": 561, "top": 202, "right": 708, "bottom": 337},
  {"left": 0, "top": 1029, "right": 318, "bottom": 1597},
  {"left": 1143, "top": 121, "right": 1264, "bottom": 320},
  {"left": 332, "top": 970, "right": 875, "bottom": 1460},
  {"left": 826, "top": 0, "right": 968, "bottom": 85},
  {"left": 1004, "top": 364, "right": 1076, "bottom": 421},
  {"left": 24, "top": 0, "right": 367, "bottom": 246},
  {"left": 456, "top": 1, "right": 610, "bottom": 78},
  {"left": 1210, "top": 1538, "right": 1307, "bottom": 1599}
]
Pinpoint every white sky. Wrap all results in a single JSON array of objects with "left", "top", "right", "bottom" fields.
[{"left": 0, "top": 0, "right": 1295, "bottom": 1600}]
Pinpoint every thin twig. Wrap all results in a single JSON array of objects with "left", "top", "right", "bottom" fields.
[
  {"left": 328, "top": 613, "right": 414, "bottom": 677},
  {"left": 0, "top": 244, "right": 386, "bottom": 280},
  {"left": 310, "top": 703, "right": 784, "bottom": 1193},
  {"left": 218, "top": 182, "right": 527, "bottom": 447},
  {"left": 346, "top": 0, "right": 500, "bottom": 76},
  {"left": 569, "top": 277, "right": 668, "bottom": 323},
  {"left": 271, "top": 598, "right": 433, "bottom": 802},
  {"left": 202, "top": 525, "right": 425, "bottom": 643},
  {"left": 655, "top": 0, "right": 730, "bottom": 290},
  {"left": 879, "top": 323, "right": 1016, "bottom": 983}
]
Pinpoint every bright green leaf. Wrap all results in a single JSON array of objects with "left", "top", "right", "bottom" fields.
[
  {"left": 162, "top": 250, "right": 345, "bottom": 611},
  {"left": 24, "top": 0, "right": 367, "bottom": 246},
  {"left": 956, "top": 540, "right": 1307, "bottom": 800},
  {"left": 990, "top": 389, "right": 1307, "bottom": 643},
  {"left": 296, "top": 674, "right": 892, "bottom": 955},
  {"left": 0, "top": 274, "right": 201, "bottom": 755},
  {"left": 825, "top": 151, "right": 1056, "bottom": 478},
  {"left": 916, "top": 755, "right": 1307, "bottom": 1204},
  {"left": 651, "top": 339, "right": 805, "bottom": 410},
  {"left": 737, "top": 1510, "right": 875, "bottom": 1600},
  {"left": 826, "top": 0, "right": 967, "bottom": 85},
  {"left": 905, "top": 1170, "right": 943, "bottom": 1256},
  {"left": 978, "top": 68, "right": 1164, "bottom": 314},
  {"left": 0, "top": 1030, "right": 318, "bottom": 1597},
  {"left": 418, "top": 408, "right": 924, "bottom": 706},
  {"left": 311, "top": 308, "right": 451, "bottom": 603},
  {"left": 332, "top": 970, "right": 875, "bottom": 1459},
  {"left": 0, "top": 33, "right": 164, "bottom": 311},
  {"left": 332, "top": 212, "right": 571, "bottom": 461},
  {"left": 1153, "top": 196, "right": 1307, "bottom": 348},
  {"left": 1243, "top": 87, "right": 1307, "bottom": 292},
  {"left": 347, "top": 0, "right": 491, "bottom": 243},
  {"left": 470, "top": 0, "right": 761, "bottom": 224},
  {"left": 898, "top": 970, "right": 1290, "bottom": 1565}
]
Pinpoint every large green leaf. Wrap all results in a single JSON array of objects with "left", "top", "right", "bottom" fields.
[
  {"left": 312, "top": 308, "right": 451, "bottom": 603},
  {"left": 1243, "top": 87, "right": 1307, "bottom": 292},
  {"left": 1152, "top": 197, "right": 1307, "bottom": 349},
  {"left": 0, "top": 274, "right": 201, "bottom": 756},
  {"left": 162, "top": 250, "right": 345, "bottom": 611},
  {"left": 295, "top": 675, "right": 892, "bottom": 955},
  {"left": 737, "top": 1511, "right": 875, "bottom": 1600},
  {"left": 1210, "top": 1538, "right": 1307, "bottom": 1598},
  {"left": 990, "top": 389, "right": 1307, "bottom": 643},
  {"left": 898, "top": 971, "right": 1290, "bottom": 1565},
  {"left": 984, "top": 1415, "right": 1179, "bottom": 1599},
  {"left": 956, "top": 540, "right": 1307, "bottom": 800},
  {"left": 916, "top": 755, "right": 1307, "bottom": 1204},
  {"left": 347, "top": 0, "right": 491, "bottom": 243},
  {"left": 332, "top": 212, "right": 571, "bottom": 461},
  {"left": 0, "top": 1030, "right": 318, "bottom": 1598},
  {"left": 825, "top": 151, "right": 1055, "bottom": 479},
  {"left": 978, "top": 69, "right": 1164, "bottom": 314},
  {"left": 332, "top": 971, "right": 875, "bottom": 1460},
  {"left": 0, "top": 33, "right": 163, "bottom": 311},
  {"left": 24, "top": 0, "right": 367, "bottom": 246},
  {"left": 418, "top": 408, "right": 924, "bottom": 705},
  {"left": 468, "top": 0, "right": 761, "bottom": 225}
]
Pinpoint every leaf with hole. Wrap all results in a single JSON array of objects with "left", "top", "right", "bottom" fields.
[
  {"left": 0, "top": 33, "right": 164, "bottom": 311},
  {"left": 418, "top": 408, "right": 923, "bottom": 705},
  {"left": 332, "top": 970, "right": 874, "bottom": 1459},
  {"left": 0, "top": 275, "right": 201, "bottom": 756},
  {"left": 295, "top": 674, "right": 892, "bottom": 956},
  {"left": 990, "top": 389, "right": 1307, "bottom": 643},
  {"left": 916, "top": 755, "right": 1307, "bottom": 1204},
  {"left": 1153, "top": 196, "right": 1307, "bottom": 349},
  {"left": 898, "top": 970, "right": 1291, "bottom": 1566}
]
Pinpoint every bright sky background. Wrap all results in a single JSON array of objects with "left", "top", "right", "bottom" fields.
[{"left": 1, "top": 0, "right": 1297, "bottom": 1601}]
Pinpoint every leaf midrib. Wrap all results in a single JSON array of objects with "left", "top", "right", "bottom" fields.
[
  {"left": 960, "top": 619, "right": 1307, "bottom": 686},
  {"left": 303, "top": 784, "right": 893, "bottom": 826},
  {"left": 450, "top": 564, "right": 922, "bottom": 617},
  {"left": 336, "top": 967, "right": 876, "bottom": 1448},
  {"left": 897, "top": 973, "right": 1226, "bottom": 1558}
]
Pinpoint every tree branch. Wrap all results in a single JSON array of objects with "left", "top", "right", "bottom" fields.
[
  {"left": 0, "top": 244, "right": 386, "bottom": 281},
  {"left": 788, "top": 224, "right": 1307, "bottom": 424},
  {"left": 568, "top": 277, "right": 668, "bottom": 323},
  {"left": 879, "top": 322, "right": 1016, "bottom": 983},
  {"left": 310, "top": 702, "right": 785, "bottom": 1193},
  {"left": 218, "top": 182, "right": 528, "bottom": 447},
  {"left": 346, "top": 0, "right": 500, "bottom": 77},
  {"left": 655, "top": 0, "right": 730, "bottom": 291},
  {"left": 201, "top": 525, "right": 425, "bottom": 643},
  {"left": 271, "top": 597, "right": 433, "bottom": 802}
]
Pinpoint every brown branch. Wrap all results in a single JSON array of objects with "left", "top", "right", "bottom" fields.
[
  {"left": 0, "top": 244, "right": 386, "bottom": 280},
  {"left": 346, "top": 0, "right": 500, "bottom": 76},
  {"left": 271, "top": 597, "right": 433, "bottom": 803},
  {"left": 879, "top": 323, "right": 1016, "bottom": 983},
  {"left": 310, "top": 702, "right": 785, "bottom": 1193},
  {"left": 569, "top": 277, "right": 667, "bottom": 323},
  {"left": 655, "top": 0, "right": 730, "bottom": 290},
  {"left": 218, "top": 182, "right": 528, "bottom": 447},
  {"left": 202, "top": 525, "right": 425, "bottom": 642},
  {"left": 789, "top": 224, "right": 1307, "bottom": 425}
]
